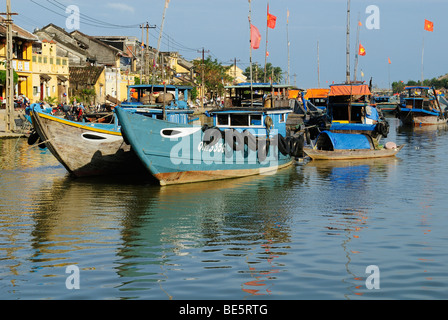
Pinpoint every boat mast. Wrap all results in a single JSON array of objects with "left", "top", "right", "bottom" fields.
[
  {"left": 152, "top": 0, "right": 169, "bottom": 87},
  {"left": 287, "top": 9, "right": 290, "bottom": 86},
  {"left": 249, "top": 0, "right": 254, "bottom": 107},
  {"left": 346, "top": 0, "right": 351, "bottom": 84},
  {"left": 317, "top": 40, "right": 320, "bottom": 88},
  {"left": 353, "top": 12, "right": 360, "bottom": 82}
]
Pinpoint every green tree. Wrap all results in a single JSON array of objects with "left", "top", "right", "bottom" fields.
[
  {"left": 0, "top": 70, "right": 19, "bottom": 85},
  {"left": 392, "top": 81, "right": 405, "bottom": 93},
  {"left": 243, "top": 62, "right": 283, "bottom": 83},
  {"left": 193, "top": 56, "right": 233, "bottom": 97}
]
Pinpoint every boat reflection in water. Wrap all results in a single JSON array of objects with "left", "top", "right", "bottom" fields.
[
  {"left": 302, "top": 157, "right": 400, "bottom": 296},
  {"left": 25, "top": 165, "right": 300, "bottom": 299}
]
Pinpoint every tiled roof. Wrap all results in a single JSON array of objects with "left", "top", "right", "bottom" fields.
[
  {"left": 0, "top": 16, "right": 39, "bottom": 42},
  {"left": 69, "top": 66, "right": 104, "bottom": 85}
]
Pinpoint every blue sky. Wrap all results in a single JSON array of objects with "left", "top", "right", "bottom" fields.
[{"left": 7, "top": 0, "right": 447, "bottom": 89}]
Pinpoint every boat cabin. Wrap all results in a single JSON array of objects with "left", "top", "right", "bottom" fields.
[
  {"left": 122, "top": 84, "right": 192, "bottom": 110},
  {"left": 209, "top": 108, "right": 291, "bottom": 137},
  {"left": 400, "top": 86, "right": 438, "bottom": 112},
  {"left": 223, "top": 83, "right": 296, "bottom": 109},
  {"left": 327, "top": 83, "right": 379, "bottom": 125},
  {"left": 304, "top": 88, "right": 329, "bottom": 110}
]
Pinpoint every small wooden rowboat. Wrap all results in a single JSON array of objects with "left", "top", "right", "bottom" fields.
[{"left": 303, "top": 131, "right": 404, "bottom": 160}]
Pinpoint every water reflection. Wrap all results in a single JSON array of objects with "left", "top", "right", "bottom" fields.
[
  {"left": 302, "top": 157, "right": 400, "bottom": 298},
  {"left": 22, "top": 166, "right": 301, "bottom": 299}
]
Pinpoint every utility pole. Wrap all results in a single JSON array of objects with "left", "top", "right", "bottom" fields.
[
  {"left": 140, "top": 24, "right": 144, "bottom": 84},
  {"left": 144, "top": 22, "right": 156, "bottom": 84},
  {"left": 1, "top": 0, "right": 18, "bottom": 132},
  {"left": 197, "top": 47, "right": 209, "bottom": 110}
]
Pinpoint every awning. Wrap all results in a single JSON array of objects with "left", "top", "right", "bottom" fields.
[
  {"left": 57, "top": 75, "right": 68, "bottom": 82},
  {"left": 329, "top": 84, "right": 371, "bottom": 96},
  {"left": 40, "top": 74, "right": 51, "bottom": 82},
  {"left": 305, "top": 88, "right": 329, "bottom": 99},
  {"left": 316, "top": 131, "right": 373, "bottom": 150}
]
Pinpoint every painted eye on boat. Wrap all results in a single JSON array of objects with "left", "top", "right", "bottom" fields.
[
  {"left": 161, "top": 129, "right": 182, "bottom": 136},
  {"left": 160, "top": 127, "right": 202, "bottom": 138},
  {"left": 82, "top": 133, "right": 108, "bottom": 140}
]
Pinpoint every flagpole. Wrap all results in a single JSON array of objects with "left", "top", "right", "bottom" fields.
[
  {"left": 264, "top": 2, "right": 269, "bottom": 83},
  {"left": 421, "top": 33, "right": 425, "bottom": 85},
  {"left": 249, "top": 0, "right": 253, "bottom": 107}
]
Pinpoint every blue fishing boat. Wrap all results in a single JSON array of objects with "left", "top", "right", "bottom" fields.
[
  {"left": 115, "top": 96, "right": 304, "bottom": 185},
  {"left": 28, "top": 84, "right": 195, "bottom": 177},
  {"left": 395, "top": 86, "right": 447, "bottom": 126}
]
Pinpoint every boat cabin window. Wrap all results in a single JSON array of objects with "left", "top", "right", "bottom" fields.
[
  {"left": 251, "top": 114, "right": 262, "bottom": 126},
  {"left": 279, "top": 113, "right": 286, "bottom": 123},
  {"left": 217, "top": 114, "right": 229, "bottom": 126},
  {"left": 230, "top": 114, "right": 249, "bottom": 127},
  {"left": 216, "top": 114, "right": 263, "bottom": 127}
]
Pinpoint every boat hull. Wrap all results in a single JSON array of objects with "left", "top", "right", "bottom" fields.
[
  {"left": 31, "top": 108, "right": 145, "bottom": 177},
  {"left": 304, "top": 145, "right": 404, "bottom": 160},
  {"left": 397, "top": 109, "right": 447, "bottom": 126},
  {"left": 116, "top": 107, "right": 294, "bottom": 186}
]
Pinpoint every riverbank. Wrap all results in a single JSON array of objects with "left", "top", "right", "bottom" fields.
[{"left": 0, "top": 109, "right": 30, "bottom": 139}]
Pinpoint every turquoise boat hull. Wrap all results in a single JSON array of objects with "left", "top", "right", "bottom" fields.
[{"left": 116, "top": 107, "right": 294, "bottom": 186}]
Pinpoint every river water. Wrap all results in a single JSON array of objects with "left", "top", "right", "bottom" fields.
[{"left": 1, "top": 117, "right": 448, "bottom": 300}]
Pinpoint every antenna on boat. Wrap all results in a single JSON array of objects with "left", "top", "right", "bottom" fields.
[{"left": 346, "top": 0, "right": 351, "bottom": 84}]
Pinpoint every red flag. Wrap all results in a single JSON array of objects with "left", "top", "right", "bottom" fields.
[
  {"left": 424, "top": 19, "right": 434, "bottom": 32},
  {"left": 267, "top": 5, "right": 277, "bottom": 29},
  {"left": 359, "top": 44, "right": 366, "bottom": 56},
  {"left": 250, "top": 24, "right": 261, "bottom": 50},
  {"left": 388, "top": 57, "right": 391, "bottom": 64}
]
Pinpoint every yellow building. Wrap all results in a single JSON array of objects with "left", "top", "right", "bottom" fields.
[
  {"left": 31, "top": 40, "right": 70, "bottom": 104},
  {"left": 0, "top": 17, "right": 38, "bottom": 102}
]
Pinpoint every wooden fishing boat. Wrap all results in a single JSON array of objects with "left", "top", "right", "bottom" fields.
[
  {"left": 29, "top": 84, "right": 195, "bottom": 177},
  {"left": 304, "top": 131, "right": 403, "bottom": 160},
  {"left": 115, "top": 101, "right": 304, "bottom": 186},
  {"left": 395, "top": 86, "right": 447, "bottom": 126}
]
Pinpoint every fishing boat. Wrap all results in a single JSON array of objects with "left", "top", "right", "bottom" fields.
[
  {"left": 395, "top": 86, "right": 447, "bottom": 126},
  {"left": 303, "top": 130, "right": 403, "bottom": 160},
  {"left": 29, "top": 84, "right": 195, "bottom": 177},
  {"left": 374, "top": 94, "right": 400, "bottom": 114},
  {"left": 326, "top": 83, "right": 390, "bottom": 139},
  {"left": 115, "top": 97, "right": 304, "bottom": 185}
]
